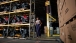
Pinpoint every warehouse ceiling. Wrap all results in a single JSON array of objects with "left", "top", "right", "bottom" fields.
[
  {"left": 35, "top": 0, "right": 59, "bottom": 27},
  {"left": 35, "top": 0, "right": 46, "bottom": 17}
]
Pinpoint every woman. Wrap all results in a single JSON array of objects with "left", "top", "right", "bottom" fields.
[{"left": 35, "top": 17, "right": 42, "bottom": 38}]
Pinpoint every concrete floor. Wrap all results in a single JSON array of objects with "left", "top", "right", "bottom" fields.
[
  {"left": 0, "top": 38, "right": 59, "bottom": 43},
  {"left": 0, "top": 34, "right": 60, "bottom": 43}
]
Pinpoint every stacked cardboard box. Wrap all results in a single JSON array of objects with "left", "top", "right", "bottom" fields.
[
  {"left": 64, "top": 19, "right": 76, "bottom": 43},
  {"left": 57, "top": 0, "right": 76, "bottom": 43},
  {"left": 59, "top": 22, "right": 74, "bottom": 43},
  {"left": 57, "top": 0, "right": 76, "bottom": 27}
]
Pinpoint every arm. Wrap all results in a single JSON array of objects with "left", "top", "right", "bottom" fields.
[
  {"left": 39, "top": 20, "right": 42, "bottom": 26},
  {"left": 35, "top": 21, "right": 36, "bottom": 26}
]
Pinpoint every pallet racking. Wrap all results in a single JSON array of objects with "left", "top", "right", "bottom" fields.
[{"left": 0, "top": 0, "right": 35, "bottom": 39}]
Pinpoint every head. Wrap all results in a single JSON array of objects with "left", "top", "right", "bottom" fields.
[{"left": 36, "top": 17, "right": 39, "bottom": 20}]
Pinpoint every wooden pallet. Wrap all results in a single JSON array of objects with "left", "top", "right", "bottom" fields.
[{"left": 14, "top": 34, "right": 21, "bottom": 38}]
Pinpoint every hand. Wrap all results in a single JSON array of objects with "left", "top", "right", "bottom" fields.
[{"left": 40, "top": 24, "right": 41, "bottom": 26}]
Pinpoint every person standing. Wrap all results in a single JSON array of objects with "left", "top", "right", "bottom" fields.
[{"left": 35, "top": 17, "right": 42, "bottom": 38}]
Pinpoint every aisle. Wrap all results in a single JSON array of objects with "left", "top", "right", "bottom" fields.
[{"left": 0, "top": 38, "right": 59, "bottom": 43}]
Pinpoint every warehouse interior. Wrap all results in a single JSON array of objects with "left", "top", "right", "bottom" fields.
[
  {"left": 0, "top": 0, "right": 76, "bottom": 43},
  {"left": 0, "top": 0, "right": 59, "bottom": 40}
]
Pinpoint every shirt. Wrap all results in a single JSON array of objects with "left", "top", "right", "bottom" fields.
[{"left": 36, "top": 20, "right": 40, "bottom": 24}]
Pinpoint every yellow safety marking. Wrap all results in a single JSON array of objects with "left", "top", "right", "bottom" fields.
[{"left": 45, "top": 1, "right": 50, "bottom": 6}]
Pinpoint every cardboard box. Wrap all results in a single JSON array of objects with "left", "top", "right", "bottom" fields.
[
  {"left": 57, "top": 0, "right": 60, "bottom": 7},
  {"left": 57, "top": 0, "right": 66, "bottom": 11},
  {"left": 57, "top": 0, "right": 65, "bottom": 10},
  {"left": 57, "top": 1, "right": 62, "bottom": 16},
  {"left": 58, "top": 6, "right": 66, "bottom": 27},
  {"left": 64, "top": 9, "right": 76, "bottom": 24},
  {"left": 57, "top": 0, "right": 67, "bottom": 27},
  {"left": 60, "top": 23, "right": 72, "bottom": 43},
  {"left": 65, "top": 38, "right": 72, "bottom": 43},
  {"left": 59, "top": 16, "right": 64, "bottom": 27},
  {"left": 57, "top": 0, "right": 76, "bottom": 27},
  {"left": 65, "top": 0, "right": 75, "bottom": 8},
  {"left": 60, "top": 0, "right": 66, "bottom": 12},
  {"left": 64, "top": 0, "right": 76, "bottom": 23},
  {"left": 58, "top": 3, "right": 66, "bottom": 17},
  {"left": 60, "top": 27, "right": 66, "bottom": 42},
  {"left": 57, "top": 8, "right": 61, "bottom": 18},
  {"left": 64, "top": 24, "right": 72, "bottom": 43},
  {"left": 58, "top": 0, "right": 76, "bottom": 24},
  {"left": 69, "top": 20, "right": 76, "bottom": 43}
]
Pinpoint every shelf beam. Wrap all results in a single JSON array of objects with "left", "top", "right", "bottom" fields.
[
  {"left": 12, "top": 23, "right": 30, "bottom": 26},
  {"left": 0, "top": 9, "right": 30, "bottom": 15},
  {"left": 0, "top": 23, "right": 30, "bottom": 27},
  {"left": 0, "top": 0, "right": 19, "bottom": 5},
  {"left": 49, "top": 14, "right": 56, "bottom": 22}
]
